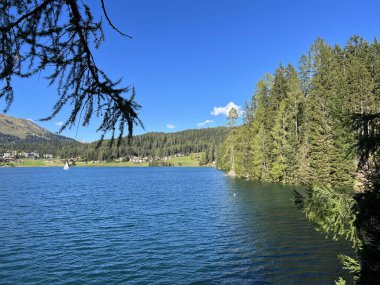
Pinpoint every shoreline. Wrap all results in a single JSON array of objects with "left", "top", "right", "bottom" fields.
[
  {"left": 1, "top": 160, "right": 215, "bottom": 168},
  {"left": 0, "top": 155, "right": 209, "bottom": 168},
  {"left": 1, "top": 165, "right": 212, "bottom": 168}
]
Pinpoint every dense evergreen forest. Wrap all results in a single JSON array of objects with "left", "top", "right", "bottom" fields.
[
  {"left": 0, "top": 133, "right": 80, "bottom": 156},
  {"left": 218, "top": 36, "right": 380, "bottom": 284},
  {"left": 218, "top": 36, "right": 379, "bottom": 189},
  {"left": 76, "top": 127, "right": 228, "bottom": 161}
]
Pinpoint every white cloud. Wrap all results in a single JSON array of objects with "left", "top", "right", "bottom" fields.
[
  {"left": 211, "top": 101, "right": 241, "bottom": 116},
  {"left": 197, "top": 119, "right": 214, "bottom": 128},
  {"left": 26, "top": 118, "right": 34, "bottom": 122},
  {"left": 166, "top": 123, "right": 176, "bottom": 129},
  {"left": 55, "top": 121, "right": 64, "bottom": 127}
]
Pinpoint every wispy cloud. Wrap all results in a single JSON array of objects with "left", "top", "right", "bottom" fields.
[
  {"left": 166, "top": 123, "right": 176, "bottom": 129},
  {"left": 211, "top": 101, "right": 241, "bottom": 116},
  {"left": 197, "top": 119, "right": 214, "bottom": 128},
  {"left": 55, "top": 121, "right": 64, "bottom": 127}
]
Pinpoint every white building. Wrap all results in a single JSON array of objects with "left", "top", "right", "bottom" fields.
[
  {"left": 21, "top": 152, "right": 40, "bottom": 159},
  {"left": 3, "top": 153, "right": 14, "bottom": 158}
]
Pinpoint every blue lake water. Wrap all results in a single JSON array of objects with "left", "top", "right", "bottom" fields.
[{"left": 0, "top": 167, "right": 352, "bottom": 284}]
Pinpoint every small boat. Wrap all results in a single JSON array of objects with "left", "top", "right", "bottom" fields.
[{"left": 63, "top": 160, "right": 70, "bottom": 171}]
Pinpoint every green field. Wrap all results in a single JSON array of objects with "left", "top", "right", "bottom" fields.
[
  {"left": 19, "top": 159, "right": 50, "bottom": 167},
  {"left": 166, "top": 156, "right": 200, "bottom": 166}
]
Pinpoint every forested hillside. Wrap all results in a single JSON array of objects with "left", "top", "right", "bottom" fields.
[
  {"left": 67, "top": 127, "right": 229, "bottom": 161},
  {"left": 218, "top": 36, "right": 380, "bottom": 189}
]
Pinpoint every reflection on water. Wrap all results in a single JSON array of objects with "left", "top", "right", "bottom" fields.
[
  {"left": 225, "top": 178, "right": 353, "bottom": 284},
  {"left": 0, "top": 167, "right": 352, "bottom": 284}
]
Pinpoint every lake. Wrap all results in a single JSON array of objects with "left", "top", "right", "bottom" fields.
[{"left": 0, "top": 167, "right": 352, "bottom": 284}]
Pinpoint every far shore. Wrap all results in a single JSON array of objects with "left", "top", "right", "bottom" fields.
[{"left": 1, "top": 156, "right": 215, "bottom": 168}]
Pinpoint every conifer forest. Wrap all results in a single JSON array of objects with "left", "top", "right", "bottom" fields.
[{"left": 218, "top": 36, "right": 378, "bottom": 189}]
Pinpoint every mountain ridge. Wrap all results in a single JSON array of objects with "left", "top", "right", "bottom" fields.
[{"left": 0, "top": 114, "right": 77, "bottom": 143}]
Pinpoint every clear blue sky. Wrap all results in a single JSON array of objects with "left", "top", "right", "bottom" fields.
[{"left": 3, "top": 0, "right": 380, "bottom": 142}]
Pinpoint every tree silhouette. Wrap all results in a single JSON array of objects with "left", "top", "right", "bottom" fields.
[{"left": 0, "top": 0, "right": 142, "bottom": 146}]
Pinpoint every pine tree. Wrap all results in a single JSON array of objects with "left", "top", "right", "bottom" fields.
[
  {"left": 284, "top": 64, "right": 304, "bottom": 183},
  {"left": 302, "top": 42, "right": 335, "bottom": 186},
  {"left": 251, "top": 125, "right": 265, "bottom": 180},
  {"left": 298, "top": 54, "right": 312, "bottom": 96},
  {"left": 266, "top": 66, "right": 289, "bottom": 174},
  {"left": 243, "top": 101, "right": 254, "bottom": 125},
  {"left": 267, "top": 65, "right": 289, "bottom": 127},
  {"left": 269, "top": 100, "right": 290, "bottom": 182},
  {"left": 210, "top": 145, "right": 215, "bottom": 162},
  {"left": 250, "top": 75, "right": 272, "bottom": 180},
  {"left": 231, "top": 123, "right": 251, "bottom": 176}
]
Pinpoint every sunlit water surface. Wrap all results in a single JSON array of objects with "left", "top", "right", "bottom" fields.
[{"left": 0, "top": 167, "right": 352, "bottom": 284}]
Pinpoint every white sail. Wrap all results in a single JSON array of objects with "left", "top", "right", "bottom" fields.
[{"left": 63, "top": 161, "right": 69, "bottom": 170}]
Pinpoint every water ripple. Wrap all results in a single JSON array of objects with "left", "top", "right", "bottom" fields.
[{"left": 0, "top": 167, "right": 352, "bottom": 284}]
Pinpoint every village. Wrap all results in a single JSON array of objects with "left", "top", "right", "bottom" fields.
[
  {"left": 0, "top": 151, "right": 53, "bottom": 163},
  {"left": 118, "top": 153, "right": 185, "bottom": 163}
]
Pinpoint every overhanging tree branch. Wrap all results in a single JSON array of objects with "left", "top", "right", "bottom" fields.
[{"left": 0, "top": 0, "right": 141, "bottom": 146}]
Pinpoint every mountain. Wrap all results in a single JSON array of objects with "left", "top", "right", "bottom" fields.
[
  {"left": 0, "top": 114, "right": 79, "bottom": 154},
  {"left": 0, "top": 114, "right": 49, "bottom": 139}
]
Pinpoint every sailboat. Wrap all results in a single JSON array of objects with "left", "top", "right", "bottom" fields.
[{"left": 63, "top": 160, "right": 70, "bottom": 171}]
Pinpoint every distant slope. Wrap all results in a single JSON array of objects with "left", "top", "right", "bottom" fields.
[
  {"left": 0, "top": 114, "right": 79, "bottom": 154},
  {"left": 0, "top": 114, "right": 49, "bottom": 139}
]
